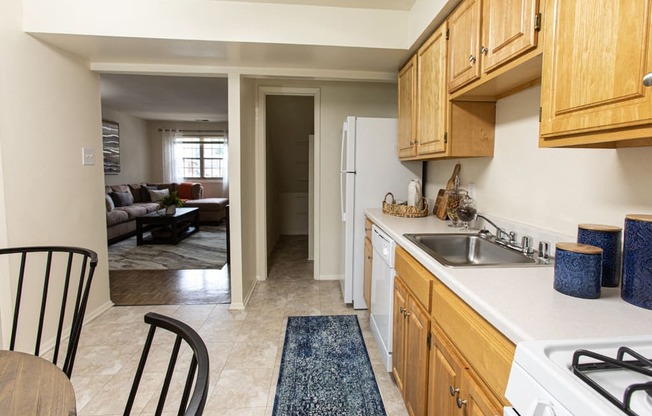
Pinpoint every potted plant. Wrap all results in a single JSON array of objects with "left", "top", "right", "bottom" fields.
[{"left": 160, "top": 191, "right": 183, "bottom": 215}]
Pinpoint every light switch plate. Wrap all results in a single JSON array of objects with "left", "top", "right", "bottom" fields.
[{"left": 82, "top": 147, "right": 95, "bottom": 166}]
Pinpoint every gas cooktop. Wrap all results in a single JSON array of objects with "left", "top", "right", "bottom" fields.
[{"left": 506, "top": 336, "right": 652, "bottom": 416}]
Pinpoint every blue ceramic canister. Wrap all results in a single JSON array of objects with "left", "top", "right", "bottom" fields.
[
  {"left": 577, "top": 224, "right": 622, "bottom": 287},
  {"left": 622, "top": 214, "right": 652, "bottom": 310},
  {"left": 554, "top": 242, "right": 603, "bottom": 299}
]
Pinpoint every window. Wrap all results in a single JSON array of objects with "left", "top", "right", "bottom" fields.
[{"left": 177, "top": 135, "right": 226, "bottom": 179}]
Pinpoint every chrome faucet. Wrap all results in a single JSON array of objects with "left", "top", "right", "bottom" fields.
[
  {"left": 476, "top": 214, "right": 511, "bottom": 243},
  {"left": 475, "top": 214, "right": 535, "bottom": 255}
]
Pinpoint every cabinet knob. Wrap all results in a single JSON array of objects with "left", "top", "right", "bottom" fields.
[
  {"left": 644, "top": 72, "right": 652, "bottom": 87},
  {"left": 456, "top": 397, "right": 467, "bottom": 408},
  {"left": 399, "top": 306, "right": 405, "bottom": 313},
  {"left": 449, "top": 386, "right": 460, "bottom": 397},
  {"left": 469, "top": 54, "right": 476, "bottom": 64},
  {"left": 480, "top": 46, "right": 488, "bottom": 55}
]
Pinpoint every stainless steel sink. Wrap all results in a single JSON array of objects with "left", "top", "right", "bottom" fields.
[{"left": 403, "top": 233, "right": 553, "bottom": 268}]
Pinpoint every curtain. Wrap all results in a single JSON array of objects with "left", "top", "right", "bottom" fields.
[
  {"left": 222, "top": 133, "right": 229, "bottom": 196},
  {"left": 162, "top": 130, "right": 183, "bottom": 183}
]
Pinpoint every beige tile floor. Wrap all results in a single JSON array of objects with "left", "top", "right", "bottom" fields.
[{"left": 72, "top": 236, "right": 408, "bottom": 415}]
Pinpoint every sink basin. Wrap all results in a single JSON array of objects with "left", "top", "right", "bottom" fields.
[{"left": 403, "top": 233, "right": 553, "bottom": 268}]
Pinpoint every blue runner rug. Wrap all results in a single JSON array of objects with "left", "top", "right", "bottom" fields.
[{"left": 273, "top": 315, "right": 387, "bottom": 415}]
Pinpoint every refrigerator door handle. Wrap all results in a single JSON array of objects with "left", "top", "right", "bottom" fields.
[
  {"left": 340, "top": 122, "right": 347, "bottom": 173},
  {"left": 340, "top": 172, "right": 346, "bottom": 222}
]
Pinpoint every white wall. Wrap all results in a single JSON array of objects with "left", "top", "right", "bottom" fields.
[
  {"left": 425, "top": 85, "right": 652, "bottom": 237},
  {"left": 238, "top": 76, "right": 259, "bottom": 306},
  {"left": 0, "top": 0, "right": 111, "bottom": 347},
  {"left": 102, "top": 109, "right": 150, "bottom": 186}
]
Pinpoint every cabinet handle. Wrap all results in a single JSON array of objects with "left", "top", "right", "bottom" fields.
[
  {"left": 449, "top": 386, "right": 460, "bottom": 397},
  {"left": 399, "top": 306, "right": 405, "bottom": 313},
  {"left": 405, "top": 311, "right": 410, "bottom": 317},
  {"left": 644, "top": 72, "right": 652, "bottom": 87},
  {"left": 480, "top": 46, "right": 488, "bottom": 55},
  {"left": 456, "top": 397, "right": 467, "bottom": 408},
  {"left": 469, "top": 54, "right": 476, "bottom": 64}
]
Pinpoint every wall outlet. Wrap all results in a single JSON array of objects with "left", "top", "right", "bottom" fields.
[{"left": 82, "top": 147, "right": 95, "bottom": 166}]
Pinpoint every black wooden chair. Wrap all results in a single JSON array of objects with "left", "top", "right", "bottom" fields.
[
  {"left": 0, "top": 246, "right": 98, "bottom": 378},
  {"left": 125, "top": 312, "right": 210, "bottom": 416}
]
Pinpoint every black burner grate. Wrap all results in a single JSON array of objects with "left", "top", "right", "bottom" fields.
[{"left": 572, "top": 347, "right": 652, "bottom": 416}]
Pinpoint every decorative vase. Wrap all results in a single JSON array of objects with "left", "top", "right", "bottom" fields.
[
  {"left": 165, "top": 204, "right": 177, "bottom": 215},
  {"left": 622, "top": 214, "right": 652, "bottom": 310}
]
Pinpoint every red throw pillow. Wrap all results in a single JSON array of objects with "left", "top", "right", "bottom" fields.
[{"left": 178, "top": 182, "right": 194, "bottom": 200}]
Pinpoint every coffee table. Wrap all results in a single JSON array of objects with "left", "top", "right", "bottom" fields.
[{"left": 136, "top": 207, "right": 200, "bottom": 245}]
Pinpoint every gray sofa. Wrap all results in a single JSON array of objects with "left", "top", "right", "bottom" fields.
[{"left": 105, "top": 182, "right": 211, "bottom": 243}]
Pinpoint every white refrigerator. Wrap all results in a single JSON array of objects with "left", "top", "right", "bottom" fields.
[{"left": 340, "top": 116, "right": 422, "bottom": 309}]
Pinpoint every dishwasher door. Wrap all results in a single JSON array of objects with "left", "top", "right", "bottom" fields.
[{"left": 370, "top": 225, "right": 396, "bottom": 372}]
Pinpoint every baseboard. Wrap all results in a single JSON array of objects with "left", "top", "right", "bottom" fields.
[
  {"left": 39, "top": 300, "right": 114, "bottom": 357},
  {"left": 229, "top": 278, "right": 257, "bottom": 310},
  {"left": 318, "top": 274, "right": 342, "bottom": 281}
]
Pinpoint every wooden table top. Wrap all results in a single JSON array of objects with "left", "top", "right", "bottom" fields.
[{"left": 0, "top": 350, "right": 76, "bottom": 415}]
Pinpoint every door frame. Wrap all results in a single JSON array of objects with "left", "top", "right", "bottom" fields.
[{"left": 255, "top": 86, "right": 321, "bottom": 280}]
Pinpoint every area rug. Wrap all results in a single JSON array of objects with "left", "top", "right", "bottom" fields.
[
  {"left": 273, "top": 315, "right": 386, "bottom": 416},
  {"left": 108, "top": 225, "right": 227, "bottom": 270}
]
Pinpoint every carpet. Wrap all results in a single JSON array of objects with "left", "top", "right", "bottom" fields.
[
  {"left": 273, "top": 315, "right": 386, "bottom": 416},
  {"left": 108, "top": 225, "right": 227, "bottom": 270}
]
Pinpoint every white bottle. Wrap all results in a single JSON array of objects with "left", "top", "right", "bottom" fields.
[{"left": 407, "top": 179, "right": 422, "bottom": 207}]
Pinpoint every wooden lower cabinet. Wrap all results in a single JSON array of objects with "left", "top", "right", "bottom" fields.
[
  {"left": 429, "top": 324, "right": 502, "bottom": 416},
  {"left": 394, "top": 247, "right": 512, "bottom": 416},
  {"left": 392, "top": 276, "right": 431, "bottom": 416},
  {"left": 363, "top": 236, "right": 372, "bottom": 311},
  {"left": 428, "top": 325, "right": 465, "bottom": 416}
]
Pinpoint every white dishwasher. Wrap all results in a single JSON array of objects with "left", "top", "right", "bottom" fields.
[{"left": 369, "top": 225, "right": 396, "bottom": 372}]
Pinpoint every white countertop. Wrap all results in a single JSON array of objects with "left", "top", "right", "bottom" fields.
[{"left": 365, "top": 209, "right": 652, "bottom": 344}]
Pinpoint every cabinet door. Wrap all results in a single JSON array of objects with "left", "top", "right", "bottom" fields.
[
  {"left": 428, "top": 327, "right": 465, "bottom": 416},
  {"left": 405, "top": 297, "right": 430, "bottom": 416},
  {"left": 417, "top": 23, "right": 448, "bottom": 156},
  {"left": 398, "top": 56, "right": 418, "bottom": 159},
  {"left": 363, "top": 237, "right": 372, "bottom": 312},
  {"left": 448, "top": 0, "right": 482, "bottom": 92},
  {"left": 460, "top": 372, "right": 503, "bottom": 416},
  {"left": 540, "top": 0, "right": 652, "bottom": 144},
  {"left": 481, "top": 0, "right": 539, "bottom": 74},
  {"left": 392, "top": 277, "right": 409, "bottom": 393}
]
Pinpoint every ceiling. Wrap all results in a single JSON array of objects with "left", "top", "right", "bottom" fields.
[
  {"left": 93, "top": 0, "right": 417, "bottom": 122},
  {"left": 101, "top": 74, "right": 229, "bottom": 122}
]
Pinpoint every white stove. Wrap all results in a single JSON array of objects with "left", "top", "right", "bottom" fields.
[{"left": 506, "top": 336, "right": 652, "bottom": 416}]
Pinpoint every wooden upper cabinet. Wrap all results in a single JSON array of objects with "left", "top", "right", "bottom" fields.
[
  {"left": 417, "top": 24, "right": 448, "bottom": 156},
  {"left": 540, "top": 0, "right": 652, "bottom": 147},
  {"left": 481, "top": 0, "right": 539, "bottom": 74},
  {"left": 448, "top": 0, "right": 482, "bottom": 92},
  {"left": 398, "top": 56, "right": 418, "bottom": 158}
]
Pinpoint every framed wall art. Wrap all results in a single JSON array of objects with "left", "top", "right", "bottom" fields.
[{"left": 102, "top": 120, "right": 120, "bottom": 174}]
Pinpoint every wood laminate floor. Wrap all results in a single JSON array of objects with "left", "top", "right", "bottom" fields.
[{"left": 109, "top": 267, "right": 231, "bottom": 305}]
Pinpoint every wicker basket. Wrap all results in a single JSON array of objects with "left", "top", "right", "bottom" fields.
[{"left": 382, "top": 192, "right": 429, "bottom": 218}]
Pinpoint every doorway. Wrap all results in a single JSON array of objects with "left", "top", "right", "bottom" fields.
[{"left": 255, "top": 87, "right": 321, "bottom": 280}]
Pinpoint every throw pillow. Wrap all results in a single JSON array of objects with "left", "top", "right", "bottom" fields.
[
  {"left": 148, "top": 188, "right": 169, "bottom": 203},
  {"left": 110, "top": 191, "right": 133, "bottom": 207},
  {"left": 141, "top": 185, "right": 158, "bottom": 202},
  {"left": 105, "top": 194, "right": 115, "bottom": 212}
]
